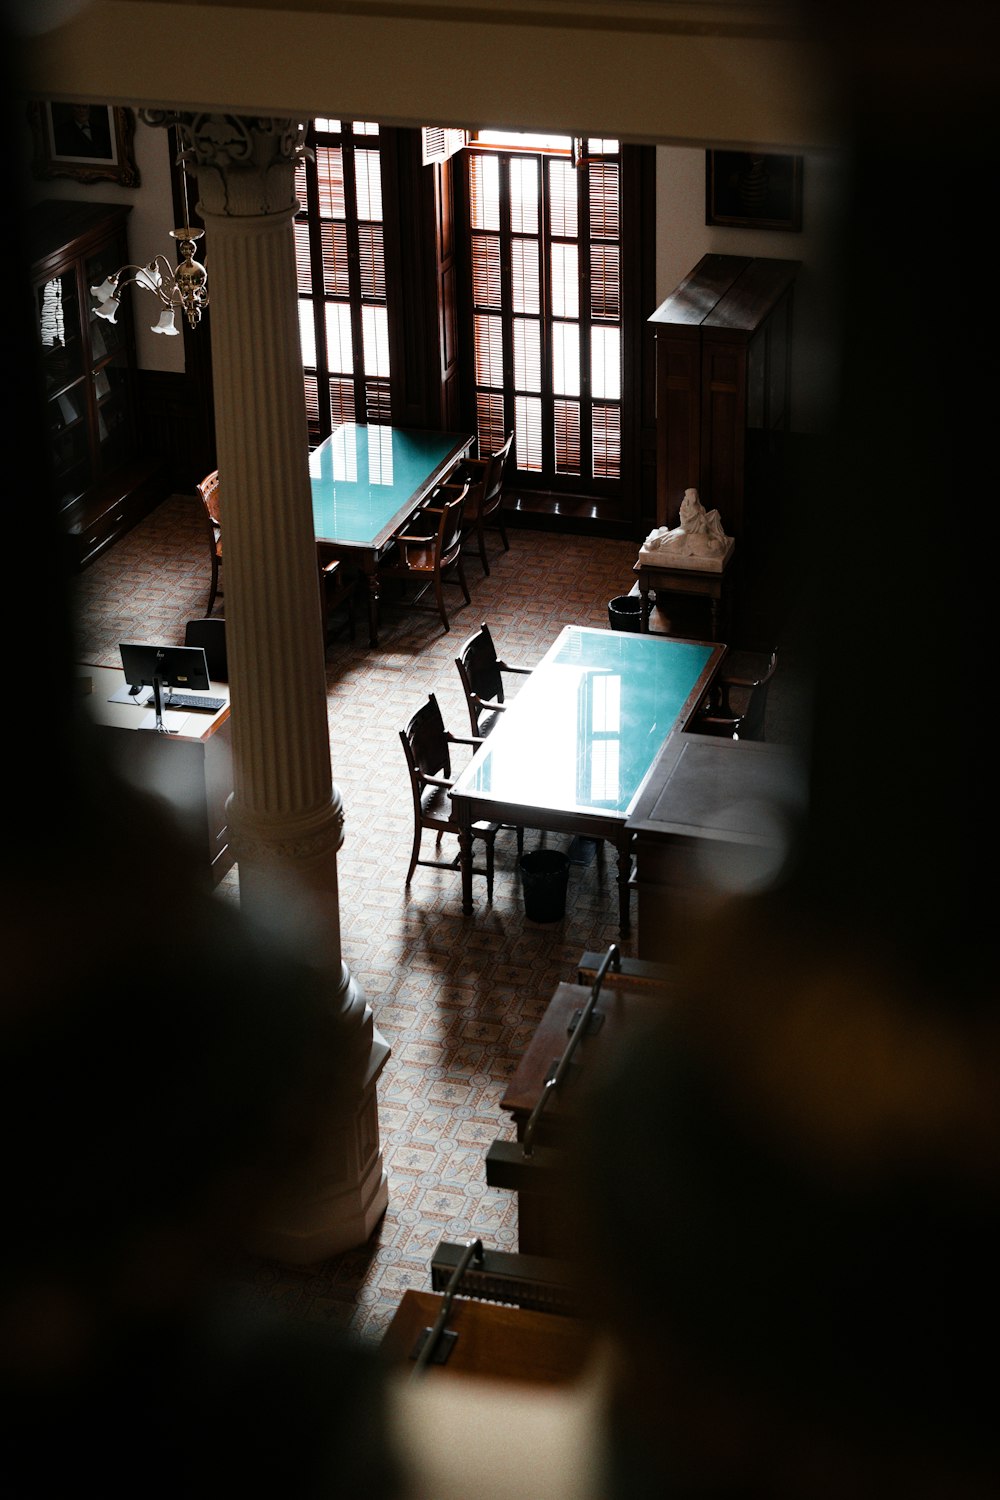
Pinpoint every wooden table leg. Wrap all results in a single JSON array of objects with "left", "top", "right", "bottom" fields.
[
  {"left": 458, "top": 823, "right": 474, "bottom": 915},
  {"left": 639, "top": 576, "right": 652, "bottom": 633},
  {"left": 615, "top": 833, "right": 632, "bottom": 935},
  {"left": 362, "top": 568, "right": 380, "bottom": 646}
]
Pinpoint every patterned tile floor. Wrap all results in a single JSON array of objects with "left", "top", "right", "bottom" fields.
[{"left": 72, "top": 494, "right": 811, "bottom": 1345}]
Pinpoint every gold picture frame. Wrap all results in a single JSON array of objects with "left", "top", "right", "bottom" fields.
[{"left": 28, "top": 102, "right": 140, "bottom": 188}]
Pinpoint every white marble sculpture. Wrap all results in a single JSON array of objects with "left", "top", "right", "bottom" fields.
[{"left": 638, "top": 488, "right": 734, "bottom": 572}]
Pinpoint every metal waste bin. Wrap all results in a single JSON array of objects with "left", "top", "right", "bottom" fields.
[
  {"left": 608, "top": 594, "right": 642, "bottom": 631},
  {"left": 518, "top": 849, "right": 570, "bottom": 922}
]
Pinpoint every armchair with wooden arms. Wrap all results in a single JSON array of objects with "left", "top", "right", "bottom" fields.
[
  {"left": 399, "top": 692, "right": 499, "bottom": 899},
  {"left": 196, "top": 469, "right": 223, "bottom": 617},
  {"left": 455, "top": 621, "right": 535, "bottom": 855},
  {"left": 454, "top": 431, "right": 514, "bottom": 576},
  {"left": 694, "top": 647, "right": 778, "bottom": 741},
  {"left": 455, "top": 621, "right": 534, "bottom": 739},
  {"left": 377, "top": 482, "right": 471, "bottom": 633},
  {"left": 317, "top": 552, "right": 358, "bottom": 645}
]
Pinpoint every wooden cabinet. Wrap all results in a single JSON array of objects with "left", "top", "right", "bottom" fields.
[
  {"left": 649, "top": 254, "right": 799, "bottom": 539},
  {"left": 29, "top": 199, "right": 166, "bottom": 567}
]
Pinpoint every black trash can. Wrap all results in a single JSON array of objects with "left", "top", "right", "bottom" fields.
[
  {"left": 519, "top": 849, "right": 570, "bottom": 922},
  {"left": 608, "top": 594, "right": 642, "bottom": 631}
]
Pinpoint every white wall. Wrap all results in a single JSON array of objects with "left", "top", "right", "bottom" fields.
[{"left": 655, "top": 144, "right": 849, "bottom": 433}]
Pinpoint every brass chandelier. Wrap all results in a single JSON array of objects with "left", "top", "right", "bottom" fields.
[{"left": 91, "top": 134, "right": 208, "bottom": 337}]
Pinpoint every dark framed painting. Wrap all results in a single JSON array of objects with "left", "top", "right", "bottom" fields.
[
  {"left": 28, "top": 101, "right": 140, "bottom": 187},
  {"left": 705, "top": 150, "right": 802, "bottom": 232}
]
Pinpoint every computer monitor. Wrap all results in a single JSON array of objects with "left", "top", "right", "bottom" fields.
[{"left": 119, "top": 642, "right": 211, "bottom": 733}]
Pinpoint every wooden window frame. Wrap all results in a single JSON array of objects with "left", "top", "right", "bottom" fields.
[{"left": 455, "top": 139, "right": 653, "bottom": 520}]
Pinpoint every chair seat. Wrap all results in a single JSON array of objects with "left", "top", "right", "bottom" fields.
[
  {"left": 419, "top": 783, "right": 456, "bottom": 829},
  {"left": 382, "top": 537, "right": 435, "bottom": 574},
  {"left": 377, "top": 485, "right": 471, "bottom": 634},
  {"left": 420, "top": 784, "right": 499, "bottom": 838},
  {"left": 400, "top": 692, "right": 497, "bottom": 900}
]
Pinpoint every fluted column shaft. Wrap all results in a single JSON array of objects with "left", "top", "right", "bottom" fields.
[{"left": 148, "top": 111, "right": 388, "bottom": 1259}]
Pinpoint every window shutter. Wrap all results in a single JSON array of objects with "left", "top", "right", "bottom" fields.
[
  {"left": 554, "top": 398, "right": 580, "bottom": 473},
  {"left": 588, "top": 162, "right": 620, "bottom": 239},
  {"left": 304, "top": 374, "right": 320, "bottom": 443},
  {"left": 294, "top": 221, "right": 314, "bottom": 295},
  {"left": 357, "top": 224, "right": 386, "bottom": 301},
  {"left": 593, "top": 403, "right": 621, "bottom": 478},
  {"left": 474, "top": 312, "right": 504, "bottom": 388},
  {"left": 590, "top": 244, "right": 620, "bottom": 321},
  {"left": 476, "top": 391, "right": 506, "bottom": 457},
  {"left": 320, "top": 222, "right": 351, "bottom": 298},
  {"left": 316, "top": 146, "right": 345, "bottom": 218},
  {"left": 471, "top": 234, "right": 501, "bottom": 310},
  {"left": 329, "top": 378, "right": 354, "bottom": 428},
  {"left": 421, "top": 126, "right": 469, "bottom": 165}
]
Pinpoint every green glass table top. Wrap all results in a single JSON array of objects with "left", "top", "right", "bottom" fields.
[
  {"left": 453, "top": 626, "right": 718, "bottom": 817},
  {"left": 310, "top": 423, "right": 471, "bottom": 549}
]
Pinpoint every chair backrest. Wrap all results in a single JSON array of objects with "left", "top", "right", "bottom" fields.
[
  {"left": 197, "top": 469, "right": 221, "bottom": 528},
  {"left": 184, "top": 617, "right": 228, "bottom": 681},
  {"left": 456, "top": 623, "right": 504, "bottom": 733},
  {"left": 400, "top": 693, "right": 452, "bottom": 785},
  {"left": 436, "top": 483, "right": 468, "bottom": 567},
  {"left": 739, "top": 649, "right": 778, "bottom": 741},
  {"left": 476, "top": 432, "right": 514, "bottom": 517},
  {"left": 698, "top": 647, "right": 778, "bottom": 741}
]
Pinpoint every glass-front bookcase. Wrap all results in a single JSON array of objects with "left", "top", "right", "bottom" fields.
[{"left": 30, "top": 199, "right": 163, "bottom": 565}]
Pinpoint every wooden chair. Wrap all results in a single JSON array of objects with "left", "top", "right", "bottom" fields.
[
  {"left": 318, "top": 553, "right": 357, "bottom": 644},
  {"left": 695, "top": 647, "right": 778, "bottom": 741},
  {"left": 196, "top": 469, "right": 223, "bottom": 616},
  {"left": 377, "top": 482, "right": 471, "bottom": 633},
  {"left": 399, "top": 692, "right": 499, "bottom": 898},
  {"left": 455, "top": 621, "right": 534, "bottom": 738},
  {"left": 455, "top": 431, "right": 514, "bottom": 576},
  {"left": 455, "top": 621, "right": 534, "bottom": 855},
  {"left": 183, "top": 616, "right": 228, "bottom": 681}
]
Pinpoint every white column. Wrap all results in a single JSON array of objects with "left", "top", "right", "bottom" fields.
[{"left": 154, "top": 111, "right": 388, "bottom": 1259}]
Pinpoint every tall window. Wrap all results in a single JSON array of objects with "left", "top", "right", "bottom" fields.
[
  {"left": 466, "top": 135, "right": 622, "bottom": 490},
  {"left": 294, "top": 120, "right": 391, "bottom": 445}
]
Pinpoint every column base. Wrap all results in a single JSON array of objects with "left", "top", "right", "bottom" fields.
[{"left": 254, "top": 1027, "right": 391, "bottom": 1264}]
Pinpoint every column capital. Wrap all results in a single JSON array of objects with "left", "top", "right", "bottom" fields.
[{"left": 140, "top": 110, "right": 309, "bottom": 219}]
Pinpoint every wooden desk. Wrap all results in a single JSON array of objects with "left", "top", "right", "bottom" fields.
[
  {"left": 449, "top": 627, "right": 725, "bottom": 933},
  {"left": 626, "top": 728, "right": 806, "bottom": 962},
  {"left": 310, "top": 422, "right": 473, "bottom": 644},
  {"left": 381, "top": 1289, "right": 592, "bottom": 1385},
  {"left": 635, "top": 547, "right": 736, "bottom": 642},
  {"left": 490, "top": 979, "right": 656, "bottom": 1256},
  {"left": 76, "top": 662, "right": 234, "bottom": 886}
]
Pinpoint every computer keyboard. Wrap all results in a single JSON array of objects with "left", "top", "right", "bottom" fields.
[{"left": 160, "top": 692, "right": 227, "bottom": 713}]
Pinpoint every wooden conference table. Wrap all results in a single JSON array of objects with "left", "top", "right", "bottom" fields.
[
  {"left": 449, "top": 625, "right": 725, "bottom": 934},
  {"left": 310, "top": 422, "right": 474, "bottom": 644}
]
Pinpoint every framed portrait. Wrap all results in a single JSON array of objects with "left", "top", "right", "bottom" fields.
[
  {"left": 28, "top": 102, "right": 140, "bottom": 187},
  {"left": 705, "top": 150, "right": 802, "bottom": 232}
]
